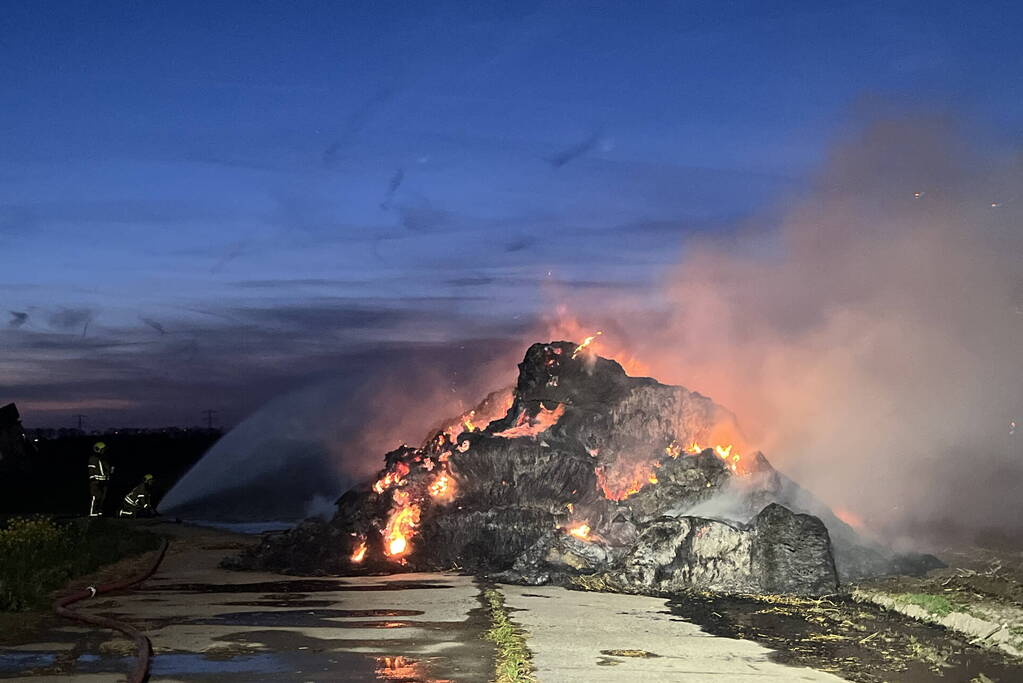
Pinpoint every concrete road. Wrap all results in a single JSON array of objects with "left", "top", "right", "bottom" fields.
[
  {"left": 502, "top": 584, "right": 847, "bottom": 682},
  {"left": 1, "top": 521, "right": 847, "bottom": 681},
  {"left": 1, "top": 522, "right": 491, "bottom": 682}
]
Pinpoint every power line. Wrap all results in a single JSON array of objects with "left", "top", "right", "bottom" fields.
[{"left": 201, "top": 409, "right": 218, "bottom": 429}]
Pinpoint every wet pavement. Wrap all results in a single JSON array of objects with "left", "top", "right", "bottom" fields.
[
  {"left": 501, "top": 584, "right": 849, "bottom": 682},
  {"left": 0, "top": 522, "right": 492, "bottom": 682},
  {"left": 8, "top": 521, "right": 996, "bottom": 682}
]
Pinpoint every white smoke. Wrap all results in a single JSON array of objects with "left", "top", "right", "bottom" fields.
[{"left": 563, "top": 115, "right": 1023, "bottom": 543}]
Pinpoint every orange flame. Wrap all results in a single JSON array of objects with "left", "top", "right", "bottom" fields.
[
  {"left": 428, "top": 471, "right": 455, "bottom": 500},
  {"left": 351, "top": 540, "right": 367, "bottom": 563},
  {"left": 493, "top": 404, "right": 566, "bottom": 438},
  {"left": 571, "top": 331, "right": 603, "bottom": 359},
  {"left": 597, "top": 438, "right": 750, "bottom": 500},
  {"left": 544, "top": 309, "right": 650, "bottom": 376},
  {"left": 438, "top": 390, "right": 515, "bottom": 443},
  {"left": 567, "top": 523, "right": 591, "bottom": 540},
  {"left": 373, "top": 461, "right": 411, "bottom": 495},
  {"left": 383, "top": 504, "right": 421, "bottom": 559},
  {"left": 686, "top": 442, "right": 745, "bottom": 473},
  {"left": 596, "top": 462, "right": 657, "bottom": 501}
]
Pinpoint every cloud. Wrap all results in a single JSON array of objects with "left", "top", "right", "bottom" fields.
[
  {"left": 140, "top": 317, "right": 166, "bottom": 335},
  {"left": 547, "top": 130, "right": 604, "bottom": 168},
  {"left": 1, "top": 296, "right": 528, "bottom": 430},
  {"left": 8, "top": 311, "right": 27, "bottom": 328},
  {"left": 380, "top": 168, "right": 405, "bottom": 209},
  {"left": 1, "top": 200, "right": 236, "bottom": 226},
  {"left": 230, "top": 278, "right": 371, "bottom": 290},
  {"left": 46, "top": 307, "right": 94, "bottom": 333}
]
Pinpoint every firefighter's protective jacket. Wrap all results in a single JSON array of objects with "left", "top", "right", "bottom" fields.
[
  {"left": 88, "top": 454, "right": 113, "bottom": 481},
  {"left": 120, "top": 483, "right": 152, "bottom": 517}
]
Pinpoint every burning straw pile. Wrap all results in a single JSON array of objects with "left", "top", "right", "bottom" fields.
[{"left": 227, "top": 340, "right": 940, "bottom": 596}]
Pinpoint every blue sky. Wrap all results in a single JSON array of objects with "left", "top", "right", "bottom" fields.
[{"left": 3, "top": 0, "right": 1022, "bottom": 427}]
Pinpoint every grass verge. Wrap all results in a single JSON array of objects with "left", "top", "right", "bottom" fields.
[
  {"left": 892, "top": 593, "right": 957, "bottom": 617},
  {"left": 0, "top": 516, "right": 163, "bottom": 612},
  {"left": 483, "top": 588, "right": 536, "bottom": 683}
]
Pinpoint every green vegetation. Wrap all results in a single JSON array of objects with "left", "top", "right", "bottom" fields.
[
  {"left": 893, "top": 593, "right": 958, "bottom": 617},
  {"left": 0, "top": 516, "right": 162, "bottom": 611},
  {"left": 482, "top": 588, "right": 536, "bottom": 683},
  {"left": 567, "top": 573, "right": 620, "bottom": 593}
]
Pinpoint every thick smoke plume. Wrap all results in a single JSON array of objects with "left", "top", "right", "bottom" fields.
[{"left": 562, "top": 117, "right": 1023, "bottom": 545}]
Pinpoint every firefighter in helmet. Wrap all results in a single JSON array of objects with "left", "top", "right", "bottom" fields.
[
  {"left": 119, "top": 474, "right": 156, "bottom": 517},
  {"left": 87, "top": 442, "right": 114, "bottom": 517}
]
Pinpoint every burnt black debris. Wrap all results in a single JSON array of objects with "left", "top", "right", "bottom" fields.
[{"left": 226, "top": 341, "right": 940, "bottom": 595}]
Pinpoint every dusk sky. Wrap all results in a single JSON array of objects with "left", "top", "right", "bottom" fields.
[{"left": 3, "top": 1, "right": 1022, "bottom": 428}]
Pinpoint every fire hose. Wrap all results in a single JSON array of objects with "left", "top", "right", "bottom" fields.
[{"left": 53, "top": 538, "right": 170, "bottom": 683}]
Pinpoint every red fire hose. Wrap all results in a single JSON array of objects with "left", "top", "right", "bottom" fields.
[{"left": 53, "top": 538, "right": 170, "bottom": 683}]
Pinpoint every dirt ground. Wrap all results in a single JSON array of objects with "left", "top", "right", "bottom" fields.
[
  {"left": 663, "top": 541, "right": 1023, "bottom": 683},
  {"left": 667, "top": 590, "right": 1023, "bottom": 682}
]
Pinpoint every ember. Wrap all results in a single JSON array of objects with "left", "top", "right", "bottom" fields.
[
  {"left": 373, "top": 461, "right": 410, "bottom": 495},
  {"left": 493, "top": 404, "right": 566, "bottom": 438},
  {"left": 428, "top": 472, "right": 455, "bottom": 500}
]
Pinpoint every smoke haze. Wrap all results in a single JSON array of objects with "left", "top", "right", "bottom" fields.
[{"left": 565, "top": 116, "right": 1023, "bottom": 544}]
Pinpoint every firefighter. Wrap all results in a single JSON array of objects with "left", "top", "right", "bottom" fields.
[
  {"left": 119, "top": 474, "right": 155, "bottom": 517},
  {"left": 87, "top": 441, "right": 114, "bottom": 517}
]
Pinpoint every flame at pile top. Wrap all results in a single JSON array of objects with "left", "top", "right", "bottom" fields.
[
  {"left": 545, "top": 310, "right": 649, "bottom": 376},
  {"left": 571, "top": 331, "right": 602, "bottom": 359}
]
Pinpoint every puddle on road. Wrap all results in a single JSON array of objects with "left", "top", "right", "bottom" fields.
[
  {"left": 192, "top": 609, "right": 435, "bottom": 629},
  {"left": 84, "top": 608, "right": 437, "bottom": 632},
  {"left": 144, "top": 579, "right": 454, "bottom": 594},
  {"left": 0, "top": 651, "right": 57, "bottom": 673},
  {"left": 220, "top": 598, "right": 336, "bottom": 608},
  {"left": 3, "top": 579, "right": 491, "bottom": 681},
  {"left": 1, "top": 649, "right": 465, "bottom": 681}
]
